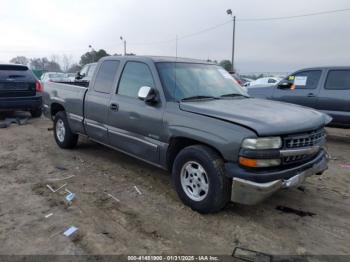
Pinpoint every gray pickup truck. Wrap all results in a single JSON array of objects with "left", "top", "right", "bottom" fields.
[
  {"left": 43, "top": 56, "right": 331, "bottom": 213},
  {"left": 248, "top": 67, "right": 350, "bottom": 128}
]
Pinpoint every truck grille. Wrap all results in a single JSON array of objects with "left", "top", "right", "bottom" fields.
[
  {"left": 284, "top": 128, "right": 326, "bottom": 149},
  {"left": 283, "top": 128, "right": 326, "bottom": 164}
]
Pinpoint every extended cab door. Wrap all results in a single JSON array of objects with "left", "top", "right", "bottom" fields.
[
  {"left": 107, "top": 61, "right": 165, "bottom": 164},
  {"left": 316, "top": 69, "right": 350, "bottom": 126},
  {"left": 272, "top": 70, "right": 323, "bottom": 108},
  {"left": 84, "top": 60, "right": 120, "bottom": 143}
]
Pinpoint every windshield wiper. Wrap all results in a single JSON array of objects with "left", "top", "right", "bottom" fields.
[
  {"left": 181, "top": 95, "right": 217, "bottom": 102},
  {"left": 220, "top": 93, "right": 249, "bottom": 98}
]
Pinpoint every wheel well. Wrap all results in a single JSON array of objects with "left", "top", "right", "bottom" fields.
[
  {"left": 166, "top": 137, "right": 223, "bottom": 170},
  {"left": 51, "top": 103, "right": 65, "bottom": 118}
]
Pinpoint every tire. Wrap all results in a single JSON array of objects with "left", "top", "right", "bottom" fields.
[
  {"left": 53, "top": 111, "right": 78, "bottom": 149},
  {"left": 172, "top": 145, "right": 231, "bottom": 213},
  {"left": 30, "top": 108, "right": 42, "bottom": 118}
]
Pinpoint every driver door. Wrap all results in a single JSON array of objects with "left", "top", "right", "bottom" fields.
[
  {"left": 272, "top": 70, "right": 323, "bottom": 108},
  {"left": 107, "top": 61, "right": 165, "bottom": 164}
]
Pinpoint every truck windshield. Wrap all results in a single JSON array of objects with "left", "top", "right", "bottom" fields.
[{"left": 156, "top": 62, "right": 247, "bottom": 101}]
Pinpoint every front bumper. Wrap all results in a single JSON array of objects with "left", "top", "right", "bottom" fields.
[{"left": 227, "top": 150, "right": 328, "bottom": 205}]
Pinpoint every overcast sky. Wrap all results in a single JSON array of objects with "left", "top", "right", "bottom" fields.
[{"left": 0, "top": 0, "right": 349, "bottom": 73}]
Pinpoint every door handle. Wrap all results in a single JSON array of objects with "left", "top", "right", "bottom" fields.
[
  {"left": 110, "top": 103, "right": 119, "bottom": 111},
  {"left": 307, "top": 93, "right": 316, "bottom": 98}
]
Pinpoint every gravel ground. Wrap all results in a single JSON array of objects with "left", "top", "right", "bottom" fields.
[{"left": 0, "top": 112, "right": 349, "bottom": 256}]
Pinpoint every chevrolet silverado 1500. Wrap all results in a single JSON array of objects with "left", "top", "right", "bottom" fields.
[{"left": 43, "top": 56, "right": 331, "bottom": 213}]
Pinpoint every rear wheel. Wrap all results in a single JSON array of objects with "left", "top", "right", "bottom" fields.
[
  {"left": 172, "top": 145, "right": 231, "bottom": 213},
  {"left": 53, "top": 111, "right": 78, "bottom": 149},
  {"left": 30, "top": 108, "right": 42, "bottom": 118}
]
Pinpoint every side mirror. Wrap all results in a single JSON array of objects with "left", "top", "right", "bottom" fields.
[
  {"left": 75, "top": 72, "right": 85, "bottom": 80},
  {"left": 278, "top": 80, "right": 293, "bottom": 89},
  {"left": 138, "top": 86, "right": 157, "bottom": 103}
]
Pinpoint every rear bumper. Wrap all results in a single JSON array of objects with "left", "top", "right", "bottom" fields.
[
  {"left": 226, "top": 150, "right": 328, "bottom": 205},
  {"left": 0, "top": 94, "right": 42, "bottom": 111}
]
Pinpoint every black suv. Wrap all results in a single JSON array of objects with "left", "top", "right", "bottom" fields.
[{"left": 0, "top": 64, "right": 42, "bottom": 117}]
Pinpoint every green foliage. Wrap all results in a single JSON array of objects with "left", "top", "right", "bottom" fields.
[
  {"left": 219, "top": 60, "right": 232, "bottom": 72},
  {"left": 80, "top": 49, "right": 110, "bottom": 66}
]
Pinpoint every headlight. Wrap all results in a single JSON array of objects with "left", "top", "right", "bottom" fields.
[{"left": 242, "top": 137, "right": 282, "bottom": 150}]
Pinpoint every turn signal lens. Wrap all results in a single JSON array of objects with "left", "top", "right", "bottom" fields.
[
  {"left": 239, "top": 157, "right": 281, "bottom": 168},
  {"left": 239, "top": 157, "right": 257, "bottom": 167}
]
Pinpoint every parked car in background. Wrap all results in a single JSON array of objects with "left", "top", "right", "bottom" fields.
[
  {"left": 229, "top": 72, "right": 248, "bottom": 92},
  {"left": 248, "top": 67, "right": 350, "bottom": 128},
  {"left": 41, "top": 72, "right": 66, "bottom": 82},
  {"left": 0, "top": 64, "right": 42, "bottom": 117},
  {"left": 64, "top": 73, "right": 76, "bottom": 82},
  {"left": 229, "top": 72, "right": 244, "bottom": 85},
  {"left": 43, "top": 56, "right": 330, "bottom": 213},
  {"left": 75, "top": 62, "right": 97, "bottom": 84},
  {"left": 242, "top": 77, "right": 254, "bottom": 86},
  {"left": 248, "top": 77, "right": 282, "bottom": 87}
]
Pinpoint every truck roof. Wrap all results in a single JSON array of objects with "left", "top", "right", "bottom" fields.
[{"left": 99, "top": 55, "right": 214, "bottom": 64}]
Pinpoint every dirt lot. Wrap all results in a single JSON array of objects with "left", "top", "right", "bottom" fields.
[{"left": 0, "top": 112, "right": 349, "bottom": 256}]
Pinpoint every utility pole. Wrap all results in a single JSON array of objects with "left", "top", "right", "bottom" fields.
[
  {"left": 120, "top": 36, "right": 126, "bottom": 56},
  {"left": 88, "top": 45, "right": 95, "bottom": 63},
  {"left": 232, "top": 16, "right": 236, "bottom": 72},
  {"left": 226, "top": 9, "right": 236, "bottom": 72}
]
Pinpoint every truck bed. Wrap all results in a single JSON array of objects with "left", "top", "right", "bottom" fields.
[{"left": 42, "top": 81, "right": 88, "bottom": 134}]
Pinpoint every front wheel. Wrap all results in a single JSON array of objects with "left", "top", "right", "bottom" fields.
[
  {"left": 53, "top": 111, "right": 78, "bottom": 149},
  {"left": 172, "top": 145, "right": 231, "bottom": 213}
]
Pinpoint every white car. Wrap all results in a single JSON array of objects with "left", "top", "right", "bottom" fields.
[
  {"left": 64, "top": 73, "right": 76, "bottom": 82},
  {"left": 40, "top": 72, "right": 66, "bottom": 82},
  {"left": 248, "top": 77, "right": 282, "bottom": 87}
]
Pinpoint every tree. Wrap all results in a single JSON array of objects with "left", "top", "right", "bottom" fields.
[
  {"left": 80, "top": 49, "right": 110, "bottom": 66},
  {"left": 67, "top": 63, "right": 81, "bottom": 73},
  {"left": 9, "top": 56, "right": 29, "bottom": 65},
  {"left": 219, "top": 60, "right": 232, "bottom": 72},
  {"left": 61, "top": 54, "right": 74, "bottom": 72},
  {"left": 29, "top": 57, "right": 62, "bottom": 72},
  {"left": 50, "top": 54, "right": 60, "bottom": 64}
]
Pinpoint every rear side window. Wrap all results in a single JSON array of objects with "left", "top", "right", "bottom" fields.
[
  {"left": 93, "top": 61, "right": 120, "bottom": 93},
  {"left": 0, "top": 65, "right": 35, "bottom": 81},
  {"left": 268, "top": 78, "right": 277, "bottom": 84},
  {"left": 117, "top": 62, "right": 155, "bottom": 98},
  {"left": 290, "top": 70, "right": 322, "bottom": 89},
  {"left": 325, "top": 70, "right": 350, "bottom": 90}
]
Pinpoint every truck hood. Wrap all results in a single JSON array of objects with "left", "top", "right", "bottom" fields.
[{"left": 179, "top": 98, "right": 330, "bottom": 136}]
